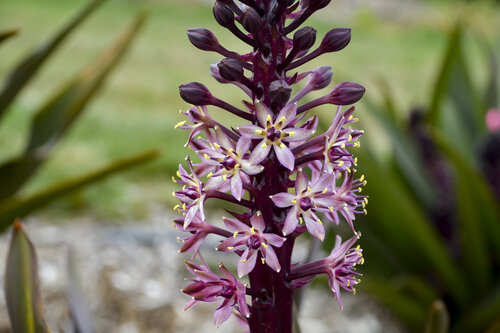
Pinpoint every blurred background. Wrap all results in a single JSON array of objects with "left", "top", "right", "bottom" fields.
[{"left": 0, "top": 0, "right": 499, "bottom": 332}]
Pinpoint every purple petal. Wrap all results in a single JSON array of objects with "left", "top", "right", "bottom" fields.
[
  {"left": 231, "top": 172, "right": 243, "bottom": 201},
  {"left": 250, "top": 212, "right": 265, "bottom": 231},
  {"left": 249, "top": 140, "right": 272, "bottom": 165},
  {"left": 264, "top": 233, "right": 286, "bottom": 247},
  {"left": 274, "top": 144, "right": 295, "bottom": 170},
  {"left": 255, "top": 101, "right": 272, "bottom": 127},
  {"left": 282, "top": 128, "right": 313, "bottom": 142},
  {"left": 237, "top": 289, "right": 250, "bottom": 318},
  {"left": 222, "top": 217, "right": 250, "bottom": 232},
  {"left": 218, "top": 264, "right": 236, "bottom": 281},
  {"left": 238, "top": 124, "right": 265, "bottom": 139},
  {"left": 241, "top": 162, "right": 264, "bottom": 175},
  {"left": 215, "top": 126, "right": 233, "bottom": 149},
  {"left": 270, "top": 192, "right": 295, "bottom": 208},
  {"left": 283, "top": 206, "right": 299, "bottom": 236},
  {"left": 179, "top": 231, "right": 206, "bottom": 253},
  {"left": 295, "top": 170, "right": 308, "bottom": 193},
  {"left": 263, "top": 248, "right": 281, "bottom": 273},
  {"left": 237, "top": 249, "right": 257, "bottom": 277},
  {"left": 214, "top": 300, "right": 233, "bottom": 327},
  {"left": 276, "top": 102, "right": 297, "bottom": 127},
  {"left": 183, "top": 205, "right": 199, "bottom": 228},
  {"left": 303, "top": 212, "right": 325, "bottom": 241},
  {"left": 216, "top": 236, "right": 244, "bottom": 252},
  {"left": 236, "top": 137, "right": 251, "bottom": 156}
]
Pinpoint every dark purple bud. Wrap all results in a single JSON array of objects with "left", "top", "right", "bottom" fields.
[
  {"left": 187, "top": 28, "right": 220, "bottom": 51},
  {"left": 241, "top": 7, "right": 262, "bottom": 34},
  {"left": 217, "top": 58, "right": 244, "bottom": 81},
  {"left": 329, "top": 82, "right": 365, "bottom": 105},
  {"left": 179, "top": 82, "right": 214, "bottom": 105},
  {"left": 309, "top": 66, "right": 333, "bottom": 90},
  {"left": 269, "top": 80, "right": 292, "bottom": 105},
  {"left": 293, "top": 27, "right": 317, "bottom": 52},
  {"left": 213, "top": 2, "right": 235, "bottom": 28},
  {"left": 320, "top": 28, "right": 351, "bottom": 53}
]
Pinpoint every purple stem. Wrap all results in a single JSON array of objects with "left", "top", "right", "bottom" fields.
[
  {"left": 287, "top": 48, "right": 323, "bottom": 70},
  {"left": 212, "top": 98, "right": 254, "bottom": 121},
  {"left": 207, "top": 190, "right": 254, "bottom": 208},
  {"left": 297, "top": 95, "right": 329, "bottom": 115}
]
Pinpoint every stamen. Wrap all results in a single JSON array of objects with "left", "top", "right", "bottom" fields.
[
  {"left": 175, "top": 120, "right": 186, "bottom": 129},
  {"left": 261, "top": 258, "right": 266, "bottom": 264},
  {"left": 250, "top": 227, "right": 255, "bottom": 234},
  {"left": 322, "top": 188, "right": 328, "bottom": 194},
  {"left": 233, "top": 231, "right": 238, "bottom": 238},
  {"left": 261, "top": 243, "right": 268, "bottom": 248}
]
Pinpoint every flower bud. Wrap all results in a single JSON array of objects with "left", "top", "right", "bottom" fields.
[
  {"left": 320, "top": 28, "right": 351, "bottom": 53},
  {"left": 187, "top": 28, "right": 220, "bottom": 52},
  {"left": 241, "top": 7, "right": 262, "bottom": 34},
  {"left": 308, "top": 66, "right": 333, "bottom": 90},
  {"left": 329, "top": 82, "right": 365, "bottom": 105},
  {"left": 217, "top": 58, "right": 244, "bottom": 81},
  {"left": 179, "top": 82, "right": 214, "bottom": 105},
  {"left": 293, "top": 27, "right": 317, "bottom": 52},
  {"left": 269, "top": 79, "right": 292, "bottom": 105},
  {"left": 304, "top": 0, "right": 331, "bottom": 11},
  {"left": 213, "top": 2, "right": 235, "bottom": 28}
]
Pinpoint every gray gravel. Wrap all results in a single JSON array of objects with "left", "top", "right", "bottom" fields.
[{"left": 0, "top": 205, "right": 405, "bottom": 333}]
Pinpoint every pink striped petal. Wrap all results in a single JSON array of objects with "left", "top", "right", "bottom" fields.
[
  {"left": 283, "top": 206, "right": 299, "bottom": 236},
  {"left": 277, "top": 102, "right": 297, "bottom": 127},
  {"left": 255, "top": 101, "right": 272, "bottom": 127},
  {"left": 249, "top": 140, "right": 272, "bottom": 164},
  {"left": 237, "top": 249, "right": 257, "bottom": 277},
  {"left": 274, "top": 144, "right": 295, "bottom": 170},
  {"left": 270, "top": 192, "right": 295, "bottom": 208},
  {"left": 238, "top": 124, "right": 265, "bottom": 139},
  {"left": 263, "top": 247, "right": 281, "bottom": 272}
]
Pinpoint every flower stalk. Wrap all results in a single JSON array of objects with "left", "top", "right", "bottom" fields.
[{"left": 173, "top": 1, "right": 366, "bottom": 332}]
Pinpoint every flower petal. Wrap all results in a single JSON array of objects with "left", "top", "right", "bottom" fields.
[
  {"left": 255, "top": 100, "right": 272, "bottom": 127},
  {"left": 264, "top": 233, "right": 286, "bottom": 247},
  {"left": 276, "top": 102, "right": 297, "bottom": 127},
  {"left": 231, "top": 172, "right": 243, "bottom": 201},
  {"left": 283, "top": 206, "right": 299, "bottom": 236},
  {"left": 263, "top": 247, "right": 281, "bottom": 273},
  {"left": 303, "top": 211, "right": 325, "bottom": 241},
  {"left": 274, "top": 144, "right": 295, "bottom": 170},
  {"left": 282, "top": 127, "right": 313, "bottom": 142},
  {"left": 249, "top": 212, "right": 265, "bottom": 231},
  {"left": 236, "top": 137, "right": 251, "bottom": 156},
  {"left": 222, "top": 217, "right": 250, "bottom": 232},
  {"left": 270, "top": 192, "right": 295, "bottom": 208},
  {"left": 237, "top": 249, "right": 257, "bottom": 277},
  {"left": 249, "top": 140, "right": 272, "bottom": 165},
  {"left": 214, "top": 299, "right": 233, "bottom": 328},
  {"left": 241, "top": 161, "right": 264, "bottom": 175},
  {"left": 238, "top": 124, "right": 265, "bottom": 139},
  {"left": 295, "top": 170, "right": 308, "bottom": 193}
]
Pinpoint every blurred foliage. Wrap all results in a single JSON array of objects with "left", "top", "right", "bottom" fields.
[
  {"left": 0, "top": 0, "right": 160, "bottom": 231},
  {"left": 353, "top": 24, "right": 500, "bottom": 332},
  {"left": 4, "top": 220, "right": 95, "bottom": 333}
]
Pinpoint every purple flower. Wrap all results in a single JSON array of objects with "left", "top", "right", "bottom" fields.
[
  {"left": 291, "top": 233, "right": 363, "bottom": 309},
  {"left": 175, "top": 105, "right": 216, "bottom": 146},
  {"left": 197, "top": 129, "right": 264, "bottom": 201},
  {"left": 270, "top": 169, "right": 334, "bottom": 240},
  {"left": 238, "top": 101, "right": 313, "bottom": 170},
  {"left": 182, "top": 261, "right": 249, "bottom": 327},
  {"left": 216, "top": 211, "right": 286, "bottom": 277}
]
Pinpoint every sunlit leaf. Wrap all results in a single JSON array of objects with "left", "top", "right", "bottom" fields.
[
  {"left": 424, "top": 300, "right": 449, "bottom": 333},
  {"left": 4, "top": 220, "right": 50, "bottom": 333},
  {"left": 0, "top": 149, "right": 160, "bottom": 231},
  {"left": 0, "top": 0, "right": 105, "bottom": 119},
  {"left": 0, "top": 13, "right": 147, "bottom": 200},
  {"left": 0, "top": 28, "right": 19, "bottom": 45}
]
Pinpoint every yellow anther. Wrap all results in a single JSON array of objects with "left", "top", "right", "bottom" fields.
[
  {"left": 288, "top": 131, "right": 296, "bottom": 136},
  {"left": 266, "top": 115, "right": 272, "bottom": 122},
  {"left": 354, "top": 141, "right": 360, "bottom": 148},
  {"left": 278, "top": 143, "right": 285, "bottom": 148},
  {"left": 279, "top": 116, "right": 286, "bottom": 124},
  {"left": 228, "top": 246, "right": 234, "bottom": 250},
  {"left": 338, "top": 161, "right": 345, "bottom": 167},
  {"left": 175, "top": 120, "right": 186, "bottom": 129},
  {"left": 172, "top": 176, "right": 177, "bottom": 183},
  {"left": 307, "top": 186, "right": 311, "bottom": 192},
  {"left": 363, "top": 208, "right": 368, "bottom": 215},
  {"left": 291, "top": 199, "right": 297, "bottom": 204},
  {"left": 223, "top": 174, "right": 228, "bottom": 181},
  {"left": 176, "top": 237, "right": 181, "bottom": 243},
  {"left": 203, "top": 154, "right": 210, "bottom": 160},
  {"left": 214, "top": 143, "right": 221, "bottom": 149},
  {"left": 363, "top": 180, "right": 367, "bottom": 186},
  {"left": 354, "top": 157, "right": 358, "bottom": 164},
  {"left": 360, "top": 258, "right": 365, "bottom": 265},
  {"left": 352, "top": 118, "right": 359, "bottom": 123},
  {"left": 347, "top": 280, "right": 350, "bottom": 287},
  {"left": 227, "top": 148, "right": 234, "bottom": 154},
  {"left": 176, "top": 171, "right": 181, "bottom": 177},
  {"left": 207, "top": 172, "right": 213, "bottom": 178},
  {"left": 317, "top": 219, "right": 322, "bottom": 225},
  {"left": 256, "top": 129, "right": 264, "bottom": 135},
  {"left": 182, "top": 203, "right": 186, "bottom": 210},
  {"left": 346, "top": 167, "right": 351, "bottom": 173},
  {"left": 241, "top": 259, "right": 247, "bottom": 263},
  {"left": 172, "top": 191, "right": 176, "bottom": 197},
  {"left": 355, "top": 245, "right": 360, "bottom": 251},
  {"left": 362, "top": 201, "right": 366, "bottom": 208},
  {"left": 299, "top": 217, "right": 304, "bottom": 224},
  {"left": 250, "top": 227, "right": 255, "bottom": 234},
  {"left": 360, "top": 175, "right": 365, "bottom": 182},
  {"left": 261, "top": 258, "right": 266, "bottom": 264},
  {"left": 262, "top": 243, "right": 268, "bottom": 248},
  {"left": 341, "top": 144, "right": 346, "bottom": 149},
  {"left": 173, "top": 204, "right": 180, "bottom": 211},
  {"left": 322, "top": 188, "right": 328, "bottom": 194},
  {"left": 348, "top": 115, "right": 353, "bottom": 121},
  {"left": 261, "top": 142, "right": 268, "bottom": 148},
  {"left": 364, "top": 197, "right": 369, "bottom": 204},
  {"left": 353, "top": 288, "right": 357, "bottom": 295},
  {"left": 179, "top": 109, "right": 184, "bottom": 114},
  {"left": 348, "top": 135, "right": 353, "bottom": 142},
  {"left": 233, "top": 231, "right": 238, "bottom": 238},
  {"left": 329, "top": 206, "right": 334, "bottom": 212},
  {"left": 358, "top": 188, "right": 363, "bottom": 193}
]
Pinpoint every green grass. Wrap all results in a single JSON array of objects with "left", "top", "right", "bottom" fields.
[{"left": 0, "top": 0, "right": 499, "bottom": 221}]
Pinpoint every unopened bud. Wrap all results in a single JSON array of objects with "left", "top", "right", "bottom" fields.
[
  {"left": 293, "top": 27, "right": 317, "bottom": 52},
  {"left": 241, "top": 7, "right": 262, "bottom": 34},
  {"left": 329, "top": 82, "right": 365, "bottom": 105},
  {"left": 187, "top": 28, "right": 220, "bottom": 51},
  {"left": 179, "top": 82, "right": 214, "bottom": 105},
  {"left": 217, "top": 58, "right": 244, "bottom": 81},
  {"left": 308, "top": 66, "right": 333, "bottom": 90},
  {"left": 305, "top": 0, "right": 331, "bottom": 11},
  {"left": 320, "top": 28, "right": 351, "bottom": 53},
  {"left": 269, "top": 80, "right": 292, "bottom": 105},
  {"left": 213, "top": 2, "right": 235, "bottom": 28}
]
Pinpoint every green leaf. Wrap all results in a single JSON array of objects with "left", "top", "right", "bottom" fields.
[
  {"left": 428, "top": 24, "right": 481, "bottom": 159},
  {"left": 0, "top": 149, "right": 160, "bottom": 231},
  {"left": 4, "top": 220, "right": 50, "bottom": 333},
  {"left": 0, "top": 0, "right": 105, "bottom": 119},
  {"left": 434, "top": 131, "right": 500, "bottom": 284},
  {"left": 357, "top": 148, "right": 469, "bottom": 308},
  {"left": 0, "top": 28, "right": 19, "bottom": 45},
  {"left": 424, "top": 300, "right": 450, "bottom": 333},
  {"left": 483, "top": 43, "right": 498, "bottom": 110},
  {"left": 0, "top": 13, "right": 147, "bottom": 200},
  {"left": 361, "top": 277, "right": 427, "bottom": 329},
  {"left": 67, "top": 249, "right": 95, "bottom": 333}
]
